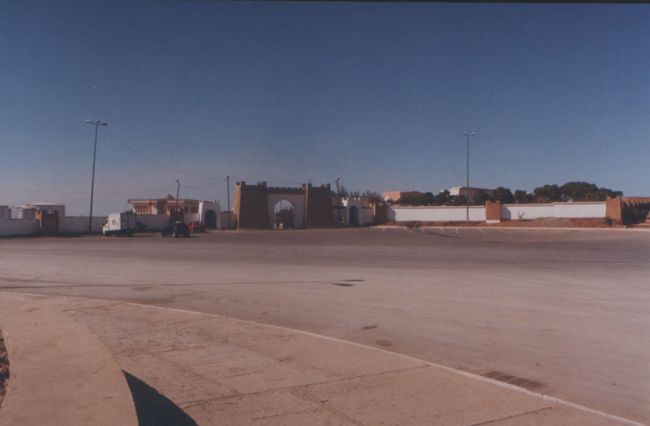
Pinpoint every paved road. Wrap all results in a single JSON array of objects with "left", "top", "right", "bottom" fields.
[{"left": 0, "top": 228, "right": 648, "bottom": 423}]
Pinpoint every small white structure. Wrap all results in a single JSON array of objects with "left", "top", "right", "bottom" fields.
[
  {"left": 445, "top": 186, "right": 493, "bottom": 202},
  {"left": 199, "top": 200, "right": 220, "bottom": 229},
  {"left": 11, "top": 206, "right": 36, "bottom": 220},
  {"left": 184, "top": 200, "right": 222, "bottom": 229},
  {"left": 11, "top": 203, "right": 65, "bottom": 220},
  {"left": 339, "top": 197, "right": 374, "bottom": 226}
]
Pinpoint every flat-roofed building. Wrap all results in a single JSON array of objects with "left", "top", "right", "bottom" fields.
[
  {"left": 446, "top": 186, "right": 494, "bottom": 202},
  {"left": 381, "top": 191, "right": 425, "bottom": 203},
  {"left": 128, "top": 196, "right": 223, "bottom": 229},
  {"left": 128, "top": 195, "right": 199, "bottom": 216}
]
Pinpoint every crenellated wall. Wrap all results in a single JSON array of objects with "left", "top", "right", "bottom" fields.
[
  {"left": 234, "top": 182, "right": 270, "bottom": 229},
  {"left": 305, "top": 184, "right": 333, "bottom": 228},
  {"left": 234, "top": 181, "right": 335, "bottom": 229}
]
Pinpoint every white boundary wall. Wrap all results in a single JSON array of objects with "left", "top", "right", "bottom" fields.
[
  {"left": 551, "top": 202, "right": 606, "bottom": 218},
  {"left": 501, "top": 202, "right": 605, "bottom": 220},
  {"left": 388, "top": 206, "right": 486, "bottom": 222},
  {"left": 0, "top": 219, "right": 38, "bottom": 237},
  {"left": 388, "top": 202, "right": 606, "bottom": 223},
  {"left": 61, "top": 216, "right": 107, "bottom": 233}
]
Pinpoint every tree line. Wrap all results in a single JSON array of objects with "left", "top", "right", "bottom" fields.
[{"left": 396, "top": 182, "right": 622, "bottom": 206}]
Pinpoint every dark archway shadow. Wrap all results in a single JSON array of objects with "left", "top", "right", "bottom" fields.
[
  {"left": 273, "top": 199, "right": 295, "bottom": 229},
  {"left": 349, "top": 205, "right": 360, "bottom": 226},
  {"left": 204, "top": 209, "right": 217, "bottom": 229},
  {"left": 123, "top": 370, "right": 198, "bottom": 426}
]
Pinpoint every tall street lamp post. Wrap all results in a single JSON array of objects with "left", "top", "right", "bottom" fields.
[
  {"left": 86, "top": 120, "right": 108, "bottom": 233},
  {"left": 463, "top": 131, "right": 477, "bottom": 225}
]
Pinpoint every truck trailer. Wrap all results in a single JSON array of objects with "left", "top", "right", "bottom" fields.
[{"left": 102, "top": 212, "right": 137, "bottom": 236}]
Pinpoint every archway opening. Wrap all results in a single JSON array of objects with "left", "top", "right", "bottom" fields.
[
  {"left": 204, "top": 210, "right": 217, "bottom": 229},
  {"left": 273, "top": 200, "right": 295, "bottom": 229},
  {"left": 349, "top": 206, "right": 360, "bottom": 226}
]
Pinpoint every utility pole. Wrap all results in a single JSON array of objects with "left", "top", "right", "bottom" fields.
[
  {"left": 85, "top": 120, "right": 108, "bottom": 233},
  {"left": 335, "top": 178, "right": 342, "bottom": 225},
  {"left": 463, "top": 131, "right": 477, "bottom": 224},
  {"left": 226, "top": 176, "right": 231, "bottom": 229},
  {"left": 175, "top": 179, "right": 180, "bottom": 219}
]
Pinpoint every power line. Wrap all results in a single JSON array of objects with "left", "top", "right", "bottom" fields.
[
  {"left": 102, "top": 129, "right": 222, "bottom": 184},
  {"left": 101, "top": 130, "right": 332, "bottom": 189},
  {"left": 1, "top": 186, "right": 177, "bottom": 195}
]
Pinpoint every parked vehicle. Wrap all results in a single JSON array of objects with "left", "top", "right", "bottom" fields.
[
  {"left": 188, "top": 221, "right": 205, "bottom": 233},
  {"left": 102, "top": 212, "right": 137, "bottom": 236},
  {"left": 161, "top": 221, "right": 191, "bottom": 238}
]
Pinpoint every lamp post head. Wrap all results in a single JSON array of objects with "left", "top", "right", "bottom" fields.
[
  {"left": 464, "top": 131, "right": 477, "bottom": 137},
  {"left": 85, "top": 120, "right": 108, "bottom": 126}
]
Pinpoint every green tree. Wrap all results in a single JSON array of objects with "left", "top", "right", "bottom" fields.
[
  {"left": 450, "top": 195, "right": 468, "bottom": 206},
  {"left": 532, "top": 184, "right": 562, "bottom": 203},
  {"left": 362, "top": 190, "right": 383, "bottom": 204},
  {"left": 492, "top": 187, "right": 514, "bottom": 204},
  {"left": 421, "top": 192, "right": 437, "bottom": 205},
  {"left": 436, "top": 190, "right": 451, "bottom": 205},
  {"left": 513, "top": 190, "right": 532, "bottom": 204},
  {"left": 559, "top": 181, "right": 599, "bottom": 201},
  {"left": 473, "top": 190, "right": 493, "bottom": 205}
]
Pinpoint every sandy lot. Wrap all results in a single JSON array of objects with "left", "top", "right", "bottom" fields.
[{"left": 0, "top": 227, "right": 648, "bottom": 423}]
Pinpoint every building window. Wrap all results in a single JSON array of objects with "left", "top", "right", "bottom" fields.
[{"left": 191, "top": 207, "right": 198, "bottom": 213}]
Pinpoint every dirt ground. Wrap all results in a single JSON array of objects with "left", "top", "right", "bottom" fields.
[
  {"left": 0, "top": 228, "right": 648, "bottom": 423},
  {"left": 387, "top": 217, "right": 622, "bottom": 228}
]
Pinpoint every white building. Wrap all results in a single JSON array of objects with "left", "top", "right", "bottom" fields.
[
  {"left": 445, "top": 186, "right": 493, "bottom": 202},
  {"left": 11, "top": 203, "right": 66, "bottom": 219},
  {"left": 333, "top": 197, "right": 374, "bottom": 226}
]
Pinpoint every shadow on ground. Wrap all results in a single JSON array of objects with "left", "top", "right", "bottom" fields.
[{"left": 123, "top": 370, "right": 197, "bottom": 426}]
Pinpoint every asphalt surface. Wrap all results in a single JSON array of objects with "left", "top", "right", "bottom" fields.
[{"left": 0, "top": 227, "right": 648, "bottom": 423}]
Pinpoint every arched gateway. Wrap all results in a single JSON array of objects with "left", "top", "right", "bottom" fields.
[{"left": 234, "top": 181, "right": 333, "bottom": 230}]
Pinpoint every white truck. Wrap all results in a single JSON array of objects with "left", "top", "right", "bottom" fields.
[{"left": 102, "top": 212, "right": 137, "bottom": 236}]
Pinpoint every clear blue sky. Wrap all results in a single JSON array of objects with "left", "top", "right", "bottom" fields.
[{"left": 1, "top": 1, "right": 649, "bottom": 214}]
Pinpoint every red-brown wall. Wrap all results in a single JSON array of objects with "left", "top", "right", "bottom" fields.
[
  {"left": 304, "top": 183, "right": 333, "bottom": 228},
  {"left": 606, "top": 196, "right": 622, "bottom": 222},
  {"left": 485, "top": 201, "right": 501, "bottom": 222},
  {"left": 234, "top": 182, "right": 270, "bottom": 229}
]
